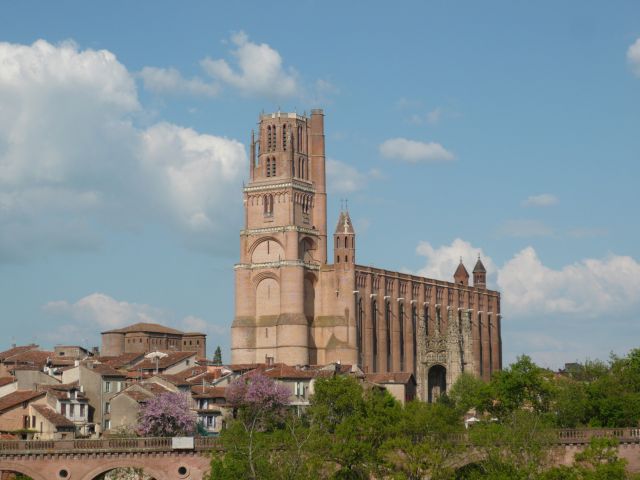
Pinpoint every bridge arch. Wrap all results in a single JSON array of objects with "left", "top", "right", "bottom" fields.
[
  {"left": 84, "top": 460, "right": 168, "bottom": 480},
  {"left": 0, "top": 462, "right": 48, "bottom": 480}
]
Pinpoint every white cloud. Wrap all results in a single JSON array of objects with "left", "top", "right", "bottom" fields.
[
  {"left": 415, "top": 238, "right": 494, "bottom": 282},
  {"left": 498, "top": 219, "right": 554, "bottom": 238},
  {"left": 627, "top": 38, "right": 640, "bottom": 77},
  {"left": 522, "top": 193, "right": 558, "bottom": 207},
  {"left": 426, "top": 107, "right": 444, "bottom": 125},
  {"left": 138, "top": 66, "right": 219, "bottom": 97},
  {"left": 0, "top": 39, "right": 247, "bottom": 261},
  {"left": 326, "top": 158, "right": 381, "bottom": 194},
  {"left": 43, "top": 293, "right": 226, "bottom": 347},
  {"left": 379, "top": 138, "right": 454, "bottom": 163},
  {"left": 497, "top": 247, "right": 640, "bottom": 317},
  {"left": 43, "top": 293, "right": 163, "bottom": 329},
  {"left": 200, "top": 31, "right": 299, "bottom": 98},
  {"left": 413, "top": 238, "right": 640, "bottom": 368}
]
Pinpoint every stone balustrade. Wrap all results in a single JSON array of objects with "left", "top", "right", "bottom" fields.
[{"left": 1, "top": 429, "right": 640, "bottom": 456}]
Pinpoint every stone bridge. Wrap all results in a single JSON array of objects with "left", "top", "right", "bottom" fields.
[
  {"left": 2, "top": 429, "right": 640, "bottom": 479},
  {"left": 0, "top": 437, "right": 218, "bottom": 480}
]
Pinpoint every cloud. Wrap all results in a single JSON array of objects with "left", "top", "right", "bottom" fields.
[
  {"left": 413, "top": 238, "right": 640, "bottom": 368},
  {"left": 326, "top": 158, "right": 381, "bottom": 194},
  {"left": 138, "top": 66, "right": 219, "bottom": 97},
  {"left": 628, "top": 38, "right": 640, "bottom": 77},
  {"left": 43, "top": 293, "right": 163, "bottom": 329},
  {"left": 43, "top": 293, "right": 225, "bottom": 347},
  {"left": 200, "top": 31, "right": 299, "bottom": 98},
  {"left": 522, "top": 193, "right": 558, "bottom": 207},
  {"left": 379, "top": 138, "right": 454, "bottom": 163},
  {"left": 415, "top": 238, "right": 494, "bottom": 282},
  {"left": 0, "top": 39, "right": 247, "bottom": 261},
  {"left": 498, "top": 219, "right": 554, "bottom": 238},
  {"left": 497, "top": 247, "right": 640, "bottom": 317}
]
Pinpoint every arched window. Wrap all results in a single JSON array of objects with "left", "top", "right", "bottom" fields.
[
  {"left": 385, "top": 300, "right": 392, "bottom": 371},
  {"left": 488, "top": 314, "right": 493, "bottom": 376},
  {"left": 478, "top": 313, "right": 483, "bottom": 377},
  {"left": 357, "top": 298, "right": 364, "bottom": 368},
  {"left": 282, "top": 124, "right": 287, "bottom": 151},
  {"left": 337, "top": 237, "right": 341, "bottom": 248},
  {"left": 372, "top": 299, "right": 378, "bottom": 372},
  {"left": 267, "top": 126, "right": 272, "bottom": 151},
  {"left": 291, "top": 157, "right": 295, "bottom": 177},
  {"left": 264, "top": 194, "right": 273, "bottom": 216},
  {"left": 436, "top": 306, "right": 441, "bottom": 334},
  {"left": 424, "top": 305, "right": 429, "bottom": 337},
  {"left": 399, "top": 303, "right": 405, "bottom": 372},
  {"left": 336, "top": 255, "right": 340, "bottom": 263},
  {"left": 266, "top": 158, "right": 271, "bottom": 177},
  {"left": 297, "top": 126, "right": 303, "bottom": 150},
  {"left": 271, "top": 157, "right": 276, "bottom": 177},
  {"left": 345, "top": 255, "right": 348, "bottom": 263},
  {"left": 411, "top": 305, "right": 417, "bottom": 375}
]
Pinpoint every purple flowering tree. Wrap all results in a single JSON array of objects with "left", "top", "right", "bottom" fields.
[
  {"left": 137, "top": 392, "right": 196, "bottom": 437},
  {"left": 224, "top": 373, "right": 291, "bottom": 479}
]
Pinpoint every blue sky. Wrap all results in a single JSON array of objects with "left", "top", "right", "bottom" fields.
[{"left": 1, "top": 1, "right": 639, "bottom": 368}]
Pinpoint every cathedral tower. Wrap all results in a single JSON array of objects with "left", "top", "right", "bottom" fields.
[{"left": 232, "top": 110, "right": 327, "bottom": 365}]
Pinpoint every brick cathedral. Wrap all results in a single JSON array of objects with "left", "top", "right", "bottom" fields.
[{"left": 231, "top": 110, "right": 502, "bottom": 401}]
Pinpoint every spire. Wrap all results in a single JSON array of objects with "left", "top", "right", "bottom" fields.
[
  {"left": 454, "top": 258, "right": 469, "bottom": 285},
  {"left": 334, "top": 209, "right": 354, "bottom": 235},
  {"left": 473, "top": 255, "right": 487, "bottom": 288},
  {"left": 473, "top": 255, "right": 487, "bottom": 273}
]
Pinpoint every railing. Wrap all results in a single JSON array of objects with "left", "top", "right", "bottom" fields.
[
  {"left": 2, "top": 429, "right": 640, "bottom": 455},
  {"left": 0, "top": 436, "right": 219, "bottom": 455},
  {"left": 555, "top": 428, "right": 640, "bottom": 444}
]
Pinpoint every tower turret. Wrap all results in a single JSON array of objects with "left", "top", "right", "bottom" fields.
[
  {"left": 333, "top": 209, "right": 355, "bottom": 267},
  {"left": 453, "top": 258, "right": 469, "bottom": 286},
  {"left": 473, "top": 256, "right": 487, "bottom": 288}
]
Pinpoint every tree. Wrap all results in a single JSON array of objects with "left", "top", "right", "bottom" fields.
[
  {"left": 211, "top": 372, "right": 291, "bottom": 480},
  {"left": 137, "top": 392, "right": 196, "bottom": 437},
  {"left": 380, "top": 401, "right": 463, "bottom": 480},
  {"left": 488, "top": 355, "right": 555, "bottom": 418},
  {"left": 308, "top": 376, "right": 401, "bottom": 479},
  {"left": 448, "top": 372, "right": 491, "bottom": 416},
  {"left": 213, "top": 346, "right": 223, "bottom": 366}
]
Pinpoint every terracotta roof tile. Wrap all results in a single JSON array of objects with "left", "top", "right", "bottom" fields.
[
  {"left": 133, "top": 351, "right": 196, "bottom": 371},
  {"left": 124, "top": 390, "right": 153, "bottom": 403},
  {"left": 83, "top": 363, "right": 126, "bottom": 377},
  {"left": 191, "top": 386, "right": 226, "bottom": 399},
  {"left": 0, "top": 345, "right": 39, "bottom": 362},
  {"left": 0, "top": 390, "right": 45, "bottom": 412},
  {"left": 97, "top": 353, "right": 146, "bottom": 369},
  {"left": 365, "top": 372, "right": 415, "bottom": 385},
  {"left": 0, "top": 377, "right": 16, "bottom": 387},
  {"left": 102, "top": 322, "right": 185, "bottom": 335},
  {"left": 31, "top": 404, "right": 75, "bottom": 428}
]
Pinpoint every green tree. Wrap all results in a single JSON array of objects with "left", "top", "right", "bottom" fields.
[
  {"left": 463, "top": 410, "right": 555, "bottom": 480},
  {"left": 488, "top": 355, "right": 555, "bottom": 418},
  {"left": 308, "top": 376, "right": 401, "bottom": 479},
  {"left": 213, "top": 346, "right": 223, "bottom": 366},
  {"left": 380, "top": 401, "right": 463, "bottom": 480},
  {"left": 448, "top": 372, "right": 491, "bottom": 416}
]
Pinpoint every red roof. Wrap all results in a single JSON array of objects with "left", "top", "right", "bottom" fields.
[
  {"left": 31, "top": 404, "right": 75, "bottom": 428},
  {"left": 133, "top": 351, "right": 197, "bottom": 371},
  {"left": 0, "top": 377, "right": 16, "bottom": 387},
  {"left": 0, "top": 345, "right": 39, "bottom": 362},
  {"left": 0, "top": 390, "right": 45, "bottom": 412},
  {"left": 365, "top": 372, "right": 415, "bottom": 385},
  {"left": 102, "top": 322, "right": 185, "bottom": 335}
]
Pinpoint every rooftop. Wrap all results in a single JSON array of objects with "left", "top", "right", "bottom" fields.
[
  {"left": 31, "top": 404, "right": 75, "bottom": 428},
  {"left": 0, "top": 390, "right": 45, "bottom": 412}
]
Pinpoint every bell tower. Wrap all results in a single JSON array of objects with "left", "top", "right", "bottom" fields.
[{"left": 232, "top": 110, "right": 327, "bottom": 365}]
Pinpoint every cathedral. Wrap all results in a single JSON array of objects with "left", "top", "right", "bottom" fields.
[{"left": 231, "top": 109, "right": 502, "bottom": 401}]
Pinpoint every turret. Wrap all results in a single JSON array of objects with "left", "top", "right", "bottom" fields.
[
  {"left": 453, "top": 258, "right": 469, "bottom": 286},
  {"left": 473, "top": 256, "right": 487, "bottom": 288},
  {"left": 333, "top": 209, "right": 355, "bottom": 267}
]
